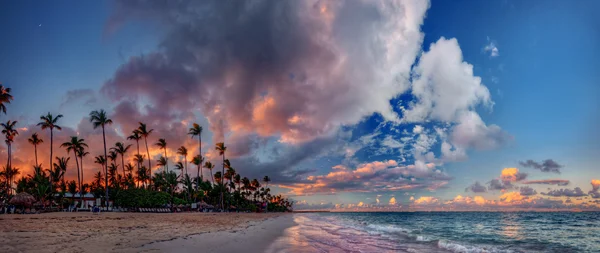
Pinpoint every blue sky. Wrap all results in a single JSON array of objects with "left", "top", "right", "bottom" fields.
[{"left": 1, "top": 0, "right": 599, "bottom": 210}]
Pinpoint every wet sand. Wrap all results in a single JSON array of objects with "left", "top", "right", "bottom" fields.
[{"left": 0, "top": 212, "right": 291, "bottom": 253}]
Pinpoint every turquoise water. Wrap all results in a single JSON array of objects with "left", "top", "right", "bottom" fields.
[{"left": 267, "top": 212, "right": 600, "bottom": 253}]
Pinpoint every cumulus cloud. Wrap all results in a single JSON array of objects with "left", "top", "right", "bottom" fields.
[
  {"left": 589, "top": 179, "right": 600, "bottom": 198},
  {"left": 402, "top": 38, "right": 493, "bottom": 123},
  {"left": 465, "top": 181, "right": 487, "bottom": 193},
  {"left": 542, "top": 187, "right": 587, "bottom": 197},
  {"left": 519, "top": 159, "right": 563, "bottom": 174},
  {"left": 449, "top": 111, "right": 512, "bottom": 151},
  {"left": 60, "top": 89, "right": 97, "bottom": 108},
  {"left": 500, "top": 168, "right": 528, "bottom": 182},
  {"left": 522, "top": 179, "right": 570, "bottom": 186},
  {"left": 389, "top": 197, "right": 397, "bottom": 205},
  {"left": 103, "top": 0, "right": 430, "bottom": 145}
]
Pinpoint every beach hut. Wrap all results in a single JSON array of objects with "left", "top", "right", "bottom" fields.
[{"left": 9, "top": 192, "right": 36, "bottom": 213}]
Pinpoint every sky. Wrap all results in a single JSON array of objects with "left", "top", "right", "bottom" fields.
[{"left": 0, "top": 0, "right": 599, "bottom": 211}]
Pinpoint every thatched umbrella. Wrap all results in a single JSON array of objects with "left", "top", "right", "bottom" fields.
[{"left": 9, "top": 192, "right": 35, "bottom": 206}]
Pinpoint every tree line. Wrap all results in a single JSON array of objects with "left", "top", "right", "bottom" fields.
[{"left": 0, "top": 85, "right": 292, "bottom": 212}]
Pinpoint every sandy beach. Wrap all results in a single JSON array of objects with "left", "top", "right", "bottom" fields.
[{"left": 0, "top": 212, "right": 292, "bottom": 253}]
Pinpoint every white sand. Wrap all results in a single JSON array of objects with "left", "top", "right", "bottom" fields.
[
  {"left": 0, "top": 212, "right": 291, "bottom": 253},
  {"left": 142, "top": 214, "right": 295, "bottom": 253}
]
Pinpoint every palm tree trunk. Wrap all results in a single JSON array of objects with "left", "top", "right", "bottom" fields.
[
  {"left": 136, "top": 140, "right": 140, "bottom": 169},
  {"left": 79, "top": 155, "right": 84, "bottom": 208},
  {"left": 49, "top": 129, "right": 53, "bottom": 195},
  {"left": 121, "top": 155, "right": 126, "bottom": 180},
  {"left": 102, "top": 126, "right": 109, "bottom": 211},
  {"left": 164, "top": 149, "right": 168, "bottom": 173},
  {"left": 73, "top": 152, "right": 81, "bottom": 209},
  {"left": 144, "top": 137, "right": 151, "bottom": 187},
  {"left": 221, "top": 153, "right": 225, "bottom": 210},
  {"left": 34, "top": 145, "right": 38, "bottom": 166},
  {"left": 197, "top": 136, "right": 201, "bottom": 192}
]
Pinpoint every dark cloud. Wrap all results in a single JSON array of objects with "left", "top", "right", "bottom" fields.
[
  {"left": 519, "top": 159, "right": 563, "bottom": 173},
  {"left": 465, "top": 181, "right": 487, "bottom": 193},
  {"left": 519, "top": 186, "right": 537, "bottom": 196},
  {"left": 541, "top": 187, "right": 587, "bottom": 197},
  {"left": 522, "top": 179, "right": 569, "bottom": 186},
  {"left": 60, "top": 89, "right": 97, "bottom": 108},
  {"left": 488, "top": 179, "right": 513, "bottom": 191}
]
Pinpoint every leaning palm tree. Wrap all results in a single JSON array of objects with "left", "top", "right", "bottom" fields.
[
  {"left": 89, "top": 109, "right": 112, "bottom": 209},
  {"left": 28, "top": 133, "right": 44, "bottom": 166},
  {"left": 215, "top": 142, "right": 227, "bottom": 209},
  {"left": 204, "top": 161, "right": 215, "bottom": 185},
  {"left": 174, "top": 161, "right": 185, "bottom": 179},
  {"left": 155, "top": 138, "right": 168, "bottom": 172},
  {"left": 0, "top": 85, "right": 14, "bottom": 115},
  {"left": 127, "top": 130, "right": 142, "bottom": 168},
  {"left": 38, "top": 113, "right": 63, "bottom": 172},
  {"left": 137, "top": 122, "right": 154, "bottom": 182},
  {"left": 111, "top": 142, "right": 131, "bottom": 178},
  {"left": 176, "top": 146, "right": 188, "bottom": 176},
  {"left": 156, "top": 156, "right": 167, "bottom": 173},
  {"left": 188, "top": 123, "right": 202, "bottom": 190},
  {"left": 61, "top": 136, "right": 88, "bottom": 207}
]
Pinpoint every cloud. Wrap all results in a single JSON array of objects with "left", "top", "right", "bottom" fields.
[
  {"left": 488, "top": 179, "right": 513, "bottom": 191},
  {"left": 522, "top": 179, "right": 570, "bottom": 186},
  {"left": 449, "top": 111, "right": 512, "bottom": 151},
  {"left": 412, "top": 196, "right": 439, "bottom": 205},
  {"left": 60, "top": 89, "right": 97, "bottom": 108},
  {"left": 542, "top": 187, "right": 587, "bottom": 197},
  {"left": 519, "top": 186, "right": 537, "bottom": 196},
  {"left": 465, "top": 181, "right": 487, "bottom": 193},
  {"left": 519, "top": 159, "right": 563, "bottom": 174},
  {"left": 281, "top": 159, "right": 452, "bottom": 195},
  {"left": 389, "top": 197, "right": 397, "bottom": 205},
  {"left": 500, "top": 168, "right": 528, "bottom": 182},
  {"left": 402, "top": 38, "right": 493, "bottom": 123},
  {"left": 103, "top": 0, "right": 430, "bottom": 145},
  {"left": 591, "top": 179, "right": 600, "bottom": 191},
  {"left": 483, "top": 39, "right": 499, "bottom": 57},
  {"left": 589, "top": 179, "right": 600, "bottom": 198}
]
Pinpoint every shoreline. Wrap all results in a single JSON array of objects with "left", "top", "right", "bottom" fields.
[{"left": 0, "top": 212, "right": 292, "bottom": 253}]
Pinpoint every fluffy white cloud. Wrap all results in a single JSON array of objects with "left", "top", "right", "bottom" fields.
[{"left": 402, "top": 37, "right": 493, "bottom": 123}]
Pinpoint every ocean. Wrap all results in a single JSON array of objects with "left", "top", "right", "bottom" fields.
[{"left": 266, "top": 212, "right": 600, "bottom": 253}]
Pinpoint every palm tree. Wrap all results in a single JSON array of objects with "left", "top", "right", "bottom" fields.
[
  {"left": 137, "top": 122, "right": 154, "bottom": 182},
  {"left": 155, "top": 138, "right": 168, "bottom": 172},
  {"left": 28, "top": 133, "right": 44, "bottom": 166},
  {"left": 77, "top": 148, "right": 90, "bottom": 206},
  {"left": 174, "top": 161, "right": 185, "bottom": 178},
  {"left": 263, "top": 176, "right": 271, "bottom": 188},
  {"left": 89, "top": 109, "right": 112, "bottom": 209},
  {"left": 38, "top": 113, "right": 63, "bottom": 176},
  {"left": 192, "top": 155, "right": 204, "bottom": 190},
  {"left": 176, "top": 146, "right": 188, "bottom": 176},
  {"left": 127, "top": 130, "right": 142, "bottom": 168},
  {"left": 0, "top": 85, "right": 13, "bottom": 114},
  {"left": 215, "top": 142, "right": 227, "bottom": 209},
  {"left": 61, "top": 136, "right": 88, "bottom": 207},
  {"left": 50, "top": 156, "right": 69, "bottom": 189},
  {"left": 111, "top": 142, "right": 131, "bottom": 178},
  {"left": 204, "top": 161, "right": 215, "bottom": 185},
  {"left": 1, "top": 120, "right": 18, "bottom": 168},
  {"left": 188, "top": 123, "right": 202, "bottom": 191},
  {"left": 157, "top": 156, "right": 167, "bottom": 172}
]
